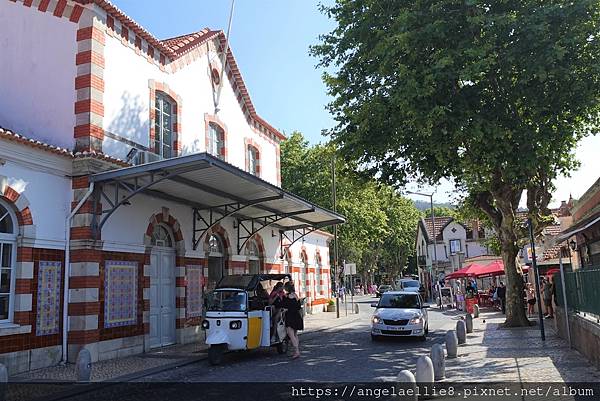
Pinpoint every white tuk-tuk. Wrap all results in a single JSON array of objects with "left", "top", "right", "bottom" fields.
[{"left": 201, "top": 274, "right": 292, "bottom": 365}]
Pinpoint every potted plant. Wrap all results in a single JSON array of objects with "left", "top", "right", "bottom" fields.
[{"left": 326, "top": 299, "right": 336, "bottom": 312}]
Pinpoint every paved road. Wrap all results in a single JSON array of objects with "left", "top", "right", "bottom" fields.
[{"left": 137, "top": 296, "right": 459, "bottom": 382}]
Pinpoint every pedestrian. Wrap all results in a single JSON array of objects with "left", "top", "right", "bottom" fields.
[
  {"left": 497, "top": 282, "right": 506, "bottom": 314},
  {"left": 526, "top": 282, "right": 536, "bottom": 317},
  {"left": 543, "top": 276, "right": 554, "bottom": 319},
  {"left": 281, "top": 281, "right": 303, "bottom": 359}
]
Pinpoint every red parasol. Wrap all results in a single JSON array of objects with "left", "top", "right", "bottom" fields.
[{"left": 445, "top": 263, "right": 482, "bottom": 280}]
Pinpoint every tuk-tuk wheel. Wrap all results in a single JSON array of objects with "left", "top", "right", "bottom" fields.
[
  {"left": 208, "top": 344, "right": 225, "bottom": 365},
  {"left": 276, "top": 338, "right": 289, "bottom": 355}
]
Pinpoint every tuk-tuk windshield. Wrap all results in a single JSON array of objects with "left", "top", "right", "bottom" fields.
[{"left": 207, "top": 290, "right": 247, "bottom": 312}]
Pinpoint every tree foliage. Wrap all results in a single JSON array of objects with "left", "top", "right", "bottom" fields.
[
  {"left": 312, "top": 0, "right": 600, "bottom": 326},
  {"left": 280, "top": 132, "right": 421, "bottom": 279}
]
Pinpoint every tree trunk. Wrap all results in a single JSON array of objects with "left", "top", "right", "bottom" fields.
[{"left": 499, "top": 235, "right": 530, "bottom": 327}]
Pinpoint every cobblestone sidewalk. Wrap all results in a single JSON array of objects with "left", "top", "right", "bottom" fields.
[{"left": 443, "top": 309, "right": 600, "bottom": 382}]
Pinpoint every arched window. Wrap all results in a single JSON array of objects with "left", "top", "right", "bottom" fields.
[
  {"left": 208, "top": 234, "right": 223, "bottom": 255},
  {"left": 247, "top": 145, "right": 259, "bottom": 176},
  {"left": 207, "top": 234, "right": 225, "bottom": 290},
  {"left": 0, "top": 200, "right": 17, "bottom": 322},
  {"left": 154, "top": 92, "right": 175, "bottom": 158},
  {"left": 315, "top": 253, "right": 322, "bottom": 295},
  {"left": 151, "top": 224, "right": 173, "bottom": 247},
  {"left": 246, "top": 238, "right": 260, "bottom": 274},
  {"left": 208, "top": 123, "right": 225, "bottom": 160}
]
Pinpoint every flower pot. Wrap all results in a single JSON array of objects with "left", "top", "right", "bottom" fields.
[{"left": 326, "top": 304, "right": 336, "bottom": 312}]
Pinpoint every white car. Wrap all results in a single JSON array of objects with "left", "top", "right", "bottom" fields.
[
  {"left": 398, "top": 279, "right": 421, "bottom": 293},
  {"left": 370, "top": 291, "right": 429, "bottom": 341}
]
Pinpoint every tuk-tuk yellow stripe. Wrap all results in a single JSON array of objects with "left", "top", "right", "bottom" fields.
[{"left": 247, "top": 316, "right": 262, "bottom": 349}]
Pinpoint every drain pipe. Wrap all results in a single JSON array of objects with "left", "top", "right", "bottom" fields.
[{"left": 62, "top": 181, "right": 95, "bottom": 364}]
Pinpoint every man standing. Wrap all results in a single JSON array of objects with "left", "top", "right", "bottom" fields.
[
  {"left": 543, "top": 276, "right": 554, "bottom": 319},
  {"left": 497, "top": 282, "right": 507, "bottom": 314}
]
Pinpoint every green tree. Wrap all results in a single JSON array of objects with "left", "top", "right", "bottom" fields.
[
  {"left": 312, "top": 0, "right": 600, "bottom": 326},
  {"left": 280, "top": 132, "right": 420, "bottom": 282}
]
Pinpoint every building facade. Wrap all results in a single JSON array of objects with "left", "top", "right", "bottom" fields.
[
  {"left": 415, "top": 216, "right": 492, "bottom": 296},
  {"left": 0, "top": 0, "right": 339, "bottom": 374}
]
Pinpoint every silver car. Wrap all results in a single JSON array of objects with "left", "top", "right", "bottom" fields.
[{"left": 370, "top": 291, "right": 429, "bottom": 341}]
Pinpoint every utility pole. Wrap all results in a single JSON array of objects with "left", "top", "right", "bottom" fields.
[
  {"left": 332, "top": 155, "right": 340, "bottom": 318},
  {"left": 528, "top": 218, "right": 545, "bottom": 341},
  {"left": 407, "top": 191, "right": 437, "bottom": 302}
]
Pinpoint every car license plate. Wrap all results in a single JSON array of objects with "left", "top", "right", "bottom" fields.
[{"left": 387, "top": 326, "right": 403, "bottom": 330}]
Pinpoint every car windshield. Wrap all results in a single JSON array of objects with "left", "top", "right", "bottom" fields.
[
  {"left": 402, "top": 281, "right": 420, "bottom": 288},
  {"left": 207, "top": 290, "right": 247, "bottom": 312},
  {"left": 379, "top": 293, "right": 419, "bottom": 308}
]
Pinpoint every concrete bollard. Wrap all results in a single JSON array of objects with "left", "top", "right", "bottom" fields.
[
  {"left": 473, "top": 304, "right": 480, "bottom": 318},
  {"left": 445, "top": 330, "right": 458, "bottom": 358},
  {"left": 456, "top": 320, "right": 467, "bottom": 344},
  {"left": 76, "top": 348, "right": 92, "bottom": 383},
  {"left": 396, "top": 370, "right": 418, "bottom": 401},
  {"left": 415, "top": 355, "right": 434, "bottom": 383},
  {"left": 465, "top": 313, "right": 473, "bottom": 333},
  {"left": 354, "top": 303, "right": 359, "bottom": 314},
  {"left": 0, "top": 363, "right": 7, "bottom": 401},
  {"left": 430, "top": 344, "right": 445, "bottom": 380}
]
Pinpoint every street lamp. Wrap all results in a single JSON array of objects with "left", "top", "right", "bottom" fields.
[{"left": 406, "top": 190, "right": 437, "bottom": 302}]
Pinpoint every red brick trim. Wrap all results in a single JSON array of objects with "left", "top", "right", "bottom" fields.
[
  {"left": 144, "top": 207, "right": 185, "bottom": 254},
  {"left": 69, "top": 302, "right": 101, "bottom": 315},
  {"left": 69, "top": 5, "right": 84, "bottom": 23},
  {"left": 53, "top": 0, "right": 67, "bottom": 18},
  {"left": 76, "top": 51, "right": 105, "bottom": 68},
  {"left": 1, "top": 185, "right": 34, "bottom": 229},
  {"left": 38, "top": 0, "right": 51, "bottom": 12}
]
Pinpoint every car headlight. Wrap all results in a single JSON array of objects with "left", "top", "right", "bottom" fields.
[
  {"left": 229, "top": 320, "right": 242, "bottom": 330},
  {"left": 372, "top": 316, "right": 382, "bottom": 324},
  {"left": 409, "top": 316, "right": 422, "bottom": 325},
  {"left": 201, "top": 319, "right": 210, "bottom": 330}
]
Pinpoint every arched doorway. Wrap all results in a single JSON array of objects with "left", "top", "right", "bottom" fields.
[
  {"left": 206, "top": 234, "right": 225, "bottom": 290},
  {"left": 149, "top": 223, "right": 176, "bottom": 348},
  {"left": 0, "top": 200, "right": 17, "bottom": 323},
  {"left": 246, "top": 238, "right": 261, "bottom": 274}
]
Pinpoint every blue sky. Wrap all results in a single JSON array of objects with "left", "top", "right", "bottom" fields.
[
  {"left": 114, "top": 0, "right": 335, "bottom": 145},
  {"left": 113, "top": 1, "right": 598, "bottom": 207}
]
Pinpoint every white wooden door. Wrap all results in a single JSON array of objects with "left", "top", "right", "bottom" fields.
[{"left": 149, "top": 249, "right": 176, "bottom": 348}]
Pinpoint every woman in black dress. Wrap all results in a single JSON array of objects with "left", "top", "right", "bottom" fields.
[{"left": 281, "top": 281, "right": 303, "bottom": 359}]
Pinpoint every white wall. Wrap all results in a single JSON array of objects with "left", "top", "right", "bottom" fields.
[
  {"left": 0, "top": 142, "right": 72, "bottom": 248},
  {"left": 0, "top": 2, "right": 77, "bottom": 150},
  {"left": 102, "top": 30, "right": 280, "bottom": 185}
]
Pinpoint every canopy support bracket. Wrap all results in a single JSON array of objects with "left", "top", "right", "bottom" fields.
[
  {"left": 192, "top": 195, "right": 283, "bottom": 250},
  {"left": 237, "top": 209, "right": 314, "bottom": 254},
  {"left": 279, "top": 226, "right": 320, "bottom": 258}
]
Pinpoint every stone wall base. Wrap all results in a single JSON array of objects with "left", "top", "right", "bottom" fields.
[
  {"left": 0, "top": 345, "right": 62, "bottom": 375},
  {"left": 555, "top": 306, "right": 600, "bottom": 370}
]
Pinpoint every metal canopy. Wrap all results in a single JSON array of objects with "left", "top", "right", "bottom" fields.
[{"left": 89, "top": 152, "right": 345, "bottom": 252}]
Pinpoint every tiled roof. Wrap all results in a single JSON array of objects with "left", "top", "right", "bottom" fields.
[
  {"left": 540, "top": 224, "right": 567, "bottom": 261},
  {"left": 161, "top": 29, "right": 219, "bottom": 55},
  {"left": 0, "top": 126, "right": 71, "bottom": 157},
  {"left": 72, "top": 0, "right": 285, "bottom": 142},
  {"left": 422, "top": 216, "right": 453, "bottom": 241},
  {"left": 0, "top": 126, "right": 129, "bottom": 167}
]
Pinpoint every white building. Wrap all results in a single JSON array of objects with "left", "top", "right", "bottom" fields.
[
  {"left": 0, "top": 0, "right": 342, "bottom": 374},
  {"left": 415, "top": 216, "right": 492, "bottom": 296}
]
